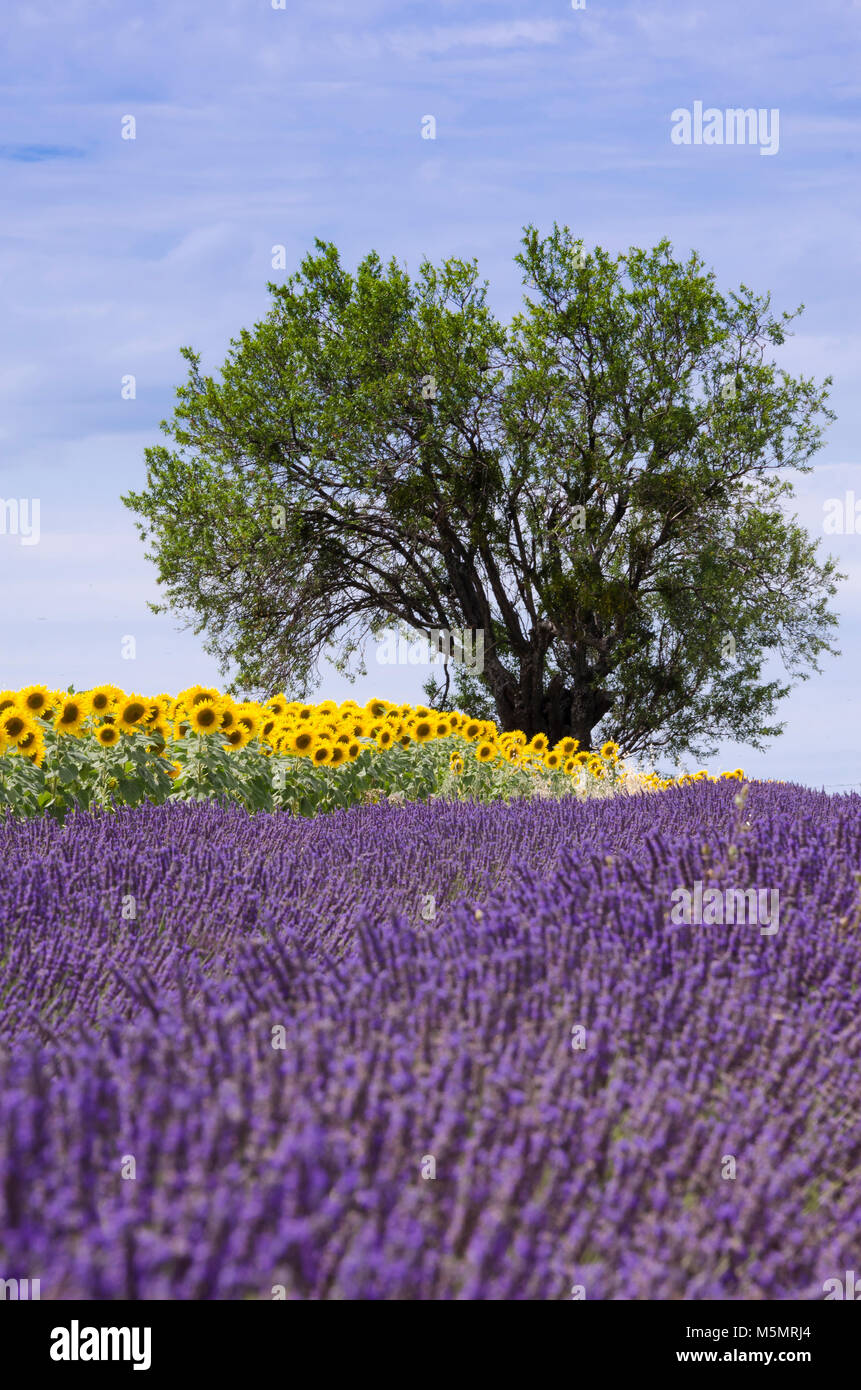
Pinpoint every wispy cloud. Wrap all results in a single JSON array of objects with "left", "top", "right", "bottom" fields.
[{"left": 0, "top": 143, "right": 87, "bottom": 161}]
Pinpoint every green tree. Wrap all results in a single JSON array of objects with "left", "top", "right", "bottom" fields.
[{"left": 123, "top": 226, "right": 842, "bottom": 758}]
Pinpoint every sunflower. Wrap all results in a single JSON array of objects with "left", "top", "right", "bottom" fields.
[
  {"left": 449, "top": 751, "right": 464, "bottom": 773},
  {"left": 311, "top": 740, "right": 333, "bottom": 766},
  {"left": 544, "top": 751, "right": 562, "bottom": 771},
  {"left": 434, "top": 718, "right": 451, "bottom": 739},
  {"left": 364, "top": 699, "right": 389, "bottom": 720},
  {"left": 412, "top": 704, "right": 431, "bottom": 718},
  {"left": 88, "top": 684, "right": 123, "bottom": 715},
  {"left": 563, "top": 757, "right": 577, "bottom": 775},
  {"left": 17, "top": 729, "right": 46, "bottom": 765},
  {"left": 600, "top": 741, "right": 620, "bottom": 760},
  {"left": 328, "top": 744, "right": 347, "bottom": 768},
  {"left": 19, "top": 684, "right": 53, "bottom": 716},
  {"left": 224, "top": 727, "right": 252, "bottom": 750},
  {"left": 528, "top": 734, "right": 549, "bottom": 753},
  {"left": 234, "top": 705, "right": 262, "bottom": 740},
  {"left": 462, "top": 720, "right": 482, "bottom": 741},
  {"left": 0, "top": 691, "right": 19, "bottom": 715},
  {"left": 295, "top": 705, "right": 314, "bottom": 722},
  {"left": 574, "top": 750, "right": 590, "bottom": 766},
  {"left": 266, "top": 693, "right": 289, "bottom": 719},
  {"left": 179, "top": 685, "right": 221, "bottom": 709},
  {"left": 410, "top": 717, "right": 435, "bottom": 743},
  {"left": 188, "top": 700, "right": 222, "bottom": 734},
  {"left": 55, "top": 694, "right": 90, "bottom": 735},
  {"left": 347, "top": 740, "right": 361, "bottom": 760},
  {"left": 214, "top": 702, "right": 237, "bottom": 733},
  {"left": 475, "top": 740, "right": 496, "bottom": 763},
  {"left": 114, "top": 694, "right": 151, "bottom": 732},
  {"left": 96, "top": 723, "right": 121, "bottom": 747},
  {"left": 291, "top": 728, "right": 315, "bottom": 754},
  {"left": 1, "top": 707, "right": 35, "bottom": 744},
  {"left": 376, "top": 727, "right": 394, "bottom": 750},
  {"left": 557, "top": 737, "right": 579, "bottom": 756}
]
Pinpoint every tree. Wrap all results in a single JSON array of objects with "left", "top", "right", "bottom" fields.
[{"left": 123, "top": 225, "right": 843, "bottom": 759}]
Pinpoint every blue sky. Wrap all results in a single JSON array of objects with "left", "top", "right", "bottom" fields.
[{"left": 1, "top": 0, "right": 859, "bottom": 784}]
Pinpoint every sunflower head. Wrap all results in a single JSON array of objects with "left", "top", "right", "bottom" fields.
[
  {"left": 223, "top": 726, "right": 251, "bottom": 750},
  {"left": 528, "top": 733, "right": 549, "bottom": 753},
  {"left": 600, "top": 741, "right": 620, "bottom": 760},
  {"left": 557, "top": 737, "right": 579, "bottom": 756},
  {"left": 449, "top": 751, "right": 464, "bottom": 774},
  {"left": 376, "top": 727, "right": 394, "bottom": 750},
  {"left": 19, "top": 684, "right": 53, "bottom": 716},
  {"left": 328, "top": 744, "right": 347, "bottom": 768},
  {"left": 365, "top": 699, "right": 389, "bottom": 720},
  {"left": 1, "top": 706, "right": 35, "bottom": 745},
  {"left": 266, "top": 693, "right": 289, "bottom": 718},
  {"left": 188, "top": 699, "right": 223, "bottom": 734},
  {"left": 89, "top": 684, "right": 122, "bottom": 715},
  {"left": 291, "top": 728, "right": 314, "bottom": 755},
  {"left": 311, "top": 740, "right": 333, "bottom": 765},
  {"left": 96, "top": 723, "right": 121, "bottom": 747},
  {"left": 412, "top": 718, "right": 434, "bottom": 743},
  {"left": 544, "top": 751, "right": 562, "bottom": 771},
  {"left": 462, "top": 720, "right": 481, "bottom": 741},
  {"left": 55, "top": 694, "right": 90, "bottom": 734},
  {"left": 476, "top": 740, "right": 496, "bottom": 763}
]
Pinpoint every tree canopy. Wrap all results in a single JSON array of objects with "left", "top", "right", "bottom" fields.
[{"left": 123, "top": 225, "right": 842, "bottom": 758}]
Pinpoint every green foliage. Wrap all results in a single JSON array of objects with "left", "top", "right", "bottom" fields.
[{"left": 123, "top": 226, "right": 843, "bottom": 761}]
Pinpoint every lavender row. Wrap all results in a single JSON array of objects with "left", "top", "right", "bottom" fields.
[{"left": 1, "top": 783, "right": 859, "bottom": 1298}]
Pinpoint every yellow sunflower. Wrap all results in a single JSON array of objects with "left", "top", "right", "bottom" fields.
[
  {"left": 266, "top": 693, "right": 289, "bottom": 719},
  {"left": 528, "top": 734, "right": 549, "bottom": 753},
  {"left": 291, "top": 728, "right": 315, "bottom": 755},
  {"left": 96, "top": 723, "right": 121, "bottom": 747},
  {"left": 1, "top": 706, "right": 35, "bottom": 745},
  {"left": 88, "top": 684, "right": 123, "bottom": 715},
  {"left": 376, "top": 727, "right": 394, "bottom": 750},
  {"left": 449, "top": 751, "right": 464, "bottom": 773},
  {"left": 222, "top": 727, "right": 251, "bottom": 750},
  {"left": 544, "top": 751, "right": 562, "bottom": 771},
  {"left": 557, "top": 737, "right": 579, "bottom": 756},
  {"left": 311, "top": 740, "right": 334, "bottom": 765},
  {"left": 17, "top": 729, "right": 46, "bottom": 765},
  {"left": 600, "top": 741, "right": 620, "bottom": 760},
  {"left": 188, "top": 700, "right": 223, "bottom": 734},
  {"left": 55, "top": 694, "right": 90, "bottom": 735},
  {"left": 476, "top": 740, "right": 497, "bottom": 762},
  {"left": 410, "top": 717, "right": 435, "bottom": 743},
  {"left": 328, "top": 744, "right": 347, "bottom": 768},
  {"left": 178, "top": 685, "right": 221, "bottom": 709},
  {"left": 115, "top": 694, "right": 150, "bottom": 733},
  {"left": 19, "top": 684, "right": 53, "bottom": 717}
]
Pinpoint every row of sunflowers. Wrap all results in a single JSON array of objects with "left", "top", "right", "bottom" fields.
[{"left": 0, "top": 684, "right": 746, "bottom": 820}]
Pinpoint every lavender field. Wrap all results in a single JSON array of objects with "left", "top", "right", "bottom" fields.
[{"left": 1, "top": 782, "right": 859, "bottom": 1299}]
